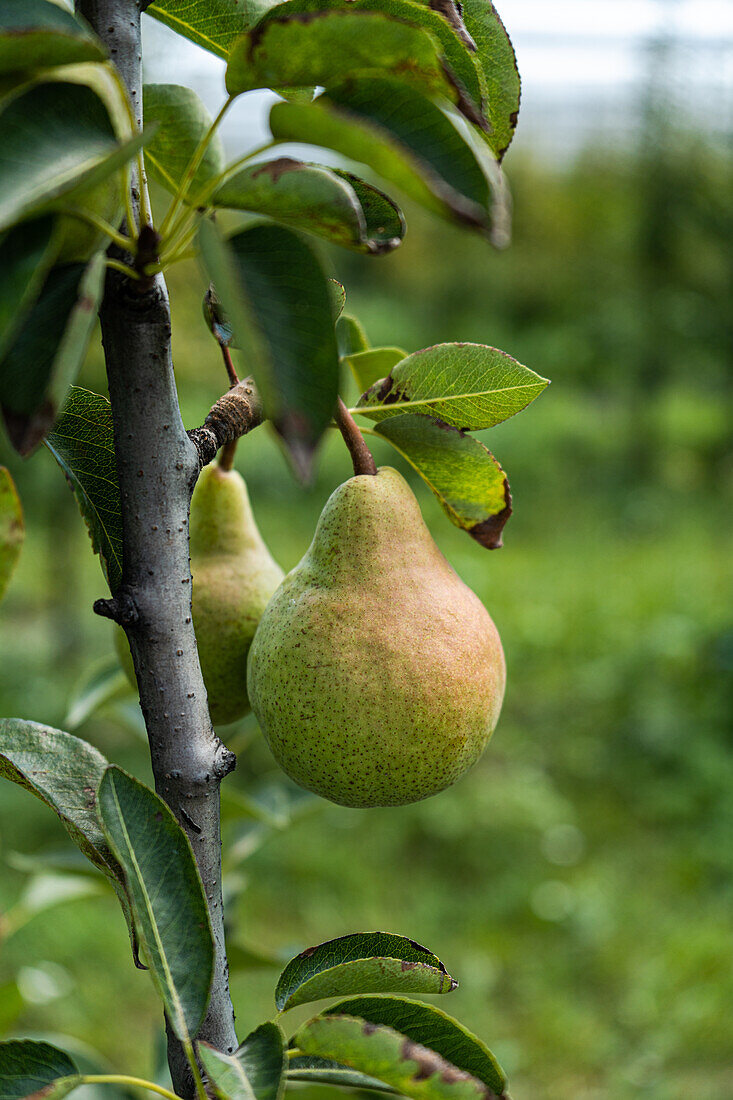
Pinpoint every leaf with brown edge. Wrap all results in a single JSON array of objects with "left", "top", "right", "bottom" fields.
[
  {"left": 371, "top": 414, "right": 512, "bottom": 548},
  {"left": 293, "top": 1015, "right": 502, "bottom": 1100},
  {"left": 0, "top": 1040, "right": 80, "bottom": 1100},
  {"left": 276, "top": 931, "right": 457, "bottom": 1011}
]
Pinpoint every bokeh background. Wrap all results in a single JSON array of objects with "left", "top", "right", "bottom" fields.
[{"left": 1, "top": 2, "right": 732, "bottom": 1098}]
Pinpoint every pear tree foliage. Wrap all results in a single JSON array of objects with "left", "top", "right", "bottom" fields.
[{"left": 0, "top": 0, "right": 549, "bottom": 1097}]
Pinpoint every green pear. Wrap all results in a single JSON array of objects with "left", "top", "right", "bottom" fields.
[
  {"left": 247, "top": 467, "right": 505, "bottom": 807},
  {"left": 116, "top": 464, "right": 283, "bottom": 726}
]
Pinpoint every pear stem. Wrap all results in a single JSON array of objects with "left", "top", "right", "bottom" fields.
[
  {"left": 218, "top": 438, "right": 238, "bottom": 471},
  {"left": 335, "top": 397, "right": 377, "bottom": 476}
]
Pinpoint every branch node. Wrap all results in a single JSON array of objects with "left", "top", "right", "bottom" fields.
[
  {"left": 188, "top": 379, "right": 265, "bottom": 470},
  {"left": 213, "top": 743, "right": 237, "bottom": 780},
  {"left": 93, "top": 587, "right": 139, "bottom": 626}
]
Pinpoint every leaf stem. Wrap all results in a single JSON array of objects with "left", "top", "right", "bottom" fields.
[
  {"left": 183, "top": 1040, "right": 208, "bottom": 1100},
  {"left": 159, "top": 97, "right": 234, "bottom": 238},
  {"left": 187, "top": 138, "right": 279, "bottom": 210},
  {"left": 335, "top": 397, "right": 377, "bottom": 476},
  {"left": 106, "top": 258, "right": 141, "bottom": 280},
  {"left": 80, "top": 1076, "right": 180, "bottom": 1100},
  {"left": 61, "top": 207, "right": 136, "bottom": 252}
]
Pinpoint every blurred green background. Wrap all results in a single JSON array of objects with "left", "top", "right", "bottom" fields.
[{"left": 1, "top": 83, "right": 733, "bottom": 1100}]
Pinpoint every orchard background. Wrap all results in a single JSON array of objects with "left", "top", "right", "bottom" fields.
[{"left": 1, "top": 3, "right": 732, "bottom": 1098}]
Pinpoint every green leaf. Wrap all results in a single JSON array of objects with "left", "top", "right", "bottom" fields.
[
  {"left": 371, "top": 415, "right": 512, "bottom": 548},
  {"left": 212, "top": 158, "right": 404, "bottom": 254},
  {"left": 0, "top": 982, "right": 23, "bottom": 1033},
  {"left": 97, "top": 766, "right": 214, "bottom": 1040},
  {"left": 322, "top": 997, "right": 507, "bottom": 1098},
  {"left": 197, "top": 220, "right": 340, "bottom": 479},
  {"left": 143, "top": 84, "right": 226, "bottom": 199},
  {"left": 0, "top": 718, "right": 139, "bottom": 966},
  {"left": 293, "top": 1016, "right": 502, "bottom": 1100},
  {"left": 286, "top": 1055, "right": 395, "bottom": 1094},
  {"left": 198, "top": 1045, "right": 256, "bottom": 1100},
  {"left": 0, "top": 79, "right": 141, "bottom": 233},
  {"left": 1, "top": 256, "right": 105, "bottom": 455},
  {"left": 0, "top": 217, "right": 60, "bottom": 362},
  {"left": 275, "top": 932, "right": 456, "bottom": 1012},
  {"left": 345, "top": 348, "right": 407, "bottom": 393},
  {"left": 64, "top": 654, "right": 131, "bottom": 731},
  {"left": 145, "top": 0, "right": 263, "bottom": 61},
  {"left": 199, "top": 1024, "right": 285, "bottom": 1100},
  {"left": 0, "top": 0, "right": 106, "bottom": 75},
  {"left": 226, "top": 12, "right": 450, "bottom": 100},
  {"left": 329, "top": 279, "right": 346, "bottom": 321},
  {"left": 336, "top": 314, "right": 370, "bottom": 358},
  {"left": 269, "top": 78, "right": 495, "bottom": 231},
  {"left": 248, "top": 0, "right": 487, "bottom": 125},
  {"left": 46, "top": 387, "right": 123, "bottom": 593},
  {"left": 459, "top": 0, "right": 520, "bottom": 160},
  {"left": 234, "top": 1023, "right": 287, "bottom": 1100},
  {"left": 0, "top": 1040, "right": 80, "bottom": 1100},
  {"left": 0, "top": 466, "right": 24, "bottom": 604},
  {"left": 356, "top": 343, "right": 548, "bottom": 429}
]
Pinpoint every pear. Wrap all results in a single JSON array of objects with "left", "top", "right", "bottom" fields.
[
  {"left": 247, "top": 467, "right": 505, "bottom": 807},
  {"left": 117, "top": 464, "right": 283, "bottom": 726}
]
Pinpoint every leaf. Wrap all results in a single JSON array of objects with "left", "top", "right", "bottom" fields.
[
  {"left": 1, "top": 256, "right": 105, "bottom": 456},
  {"left": 0, "top": 0, "right": 107, "bottom": 75},
  {"left": 459, "top": 0, "right": 520, "bottom": 160},
  {"left": 97, "top": 766, "right": 214, "bottom": 1040},
  {"left": 0, "top": 217, "right": 60, "bottom": 362},
  {"left": 199, "top": 1024, "right": 286, "bottom": 1100},
  {"left": 198, "top": 1046, "right": 256, "bottom": 1100},
  {"left": 286, "top": 1055, "right": 395, "bottom": 1094},
  {"left": 197, "top": 220, "right": 340, "bottom": 479},
  {"left": 371, "top": 415, "right": 511, "bottom": 548},
  {"left": 275, "top": 932, "right": 456, "bottom": 1012},
  {"left": 244, "top": 0, "right": 487, "bottom": 125},
  {"left": 0, "top": 467, "right": 24, "bottom": 604},
  {"left": 64, "top": 654, "right": 131, "bottom": 731},
  {"left": 269, "top": 78, "right": 494, "bottom": 231},
  {"left": 145, "top": 0, "right": 262, "bottom": 61},
  {"left": 329, "top": 279, "right": 346, "bottom": 320},
  {"left": 46, "top": 388, "right": 123, "bottom": 594},
  {"left": 0, "top": 79, "right": 142, "bottom": 233},
  {"left": 293, "top": 1016, "right": 502, "bottom": 1100},
  {"left": 226, "top": 12, "right": 450, "bottom": 101},
  {"left": 234, "top": 1023, "right": 287, "bottom": 1100},
  {"left": 336, "top": 314, "right": 370, "bottom": 358},
  {"left": 0, "top": 982, "right": 23, "bottom": 1033},
  {"left": 212, "top": 158, "right": 404, "bottom": 254},
  {"left": 321, "top": 997, "right": 507, "bottom": 1098},
  {"left": 143, "top": 84, "right": 226, "bottom": 199},
  {"left": 356, "top": 343, "right": 548, "bottom": 429},
  {"left": 0, "top": 1040, "right": 80, "bottom": 1100},
  {"left": 345, "top": 348, "right": 407, "bottom": 394},
  {"left": 0, "top": 718, "right": 140, "bottom": 966}
]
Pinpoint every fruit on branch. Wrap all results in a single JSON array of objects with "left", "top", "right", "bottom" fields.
[
  {"left": 117, "top": 464, "right": 283, "bottom": 725},
  {"left": 247, "top": 466, "right": 505, "bottom": 807}
]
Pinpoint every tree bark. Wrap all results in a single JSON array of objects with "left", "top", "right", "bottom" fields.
[{"left": 76, "top": 1, "right": 238, "bottom": 1092}]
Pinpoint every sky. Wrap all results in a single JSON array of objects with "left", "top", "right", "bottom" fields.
[{"left": 141, "top": 0, "right": 733, "bottom": 158}]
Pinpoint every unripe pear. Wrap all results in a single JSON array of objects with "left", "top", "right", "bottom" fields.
[
  {"left": 247, "top": 467, "right": 505, "bottom": 807},
  {"left": 116, "top": 464, "right": 283, "bottom": 726}
]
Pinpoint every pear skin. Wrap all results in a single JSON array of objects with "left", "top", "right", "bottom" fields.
[
  {"left": 247, "top": 467, "right": 506, "bottom": 807},
  {"left": 116, "top": 464, "right": 283, "bottom": 726}
]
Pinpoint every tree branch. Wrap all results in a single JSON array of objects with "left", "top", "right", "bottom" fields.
[
  {"left": 188, "top": 380, "right": 264, "bottom": 468},
  {"left": 76, "top": 1, "right": 238, "bottom": 1092}
]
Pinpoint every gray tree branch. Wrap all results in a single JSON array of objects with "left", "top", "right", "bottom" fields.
[{"left": 76, "top": 1, "right": 239, "bottom": 1092}]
